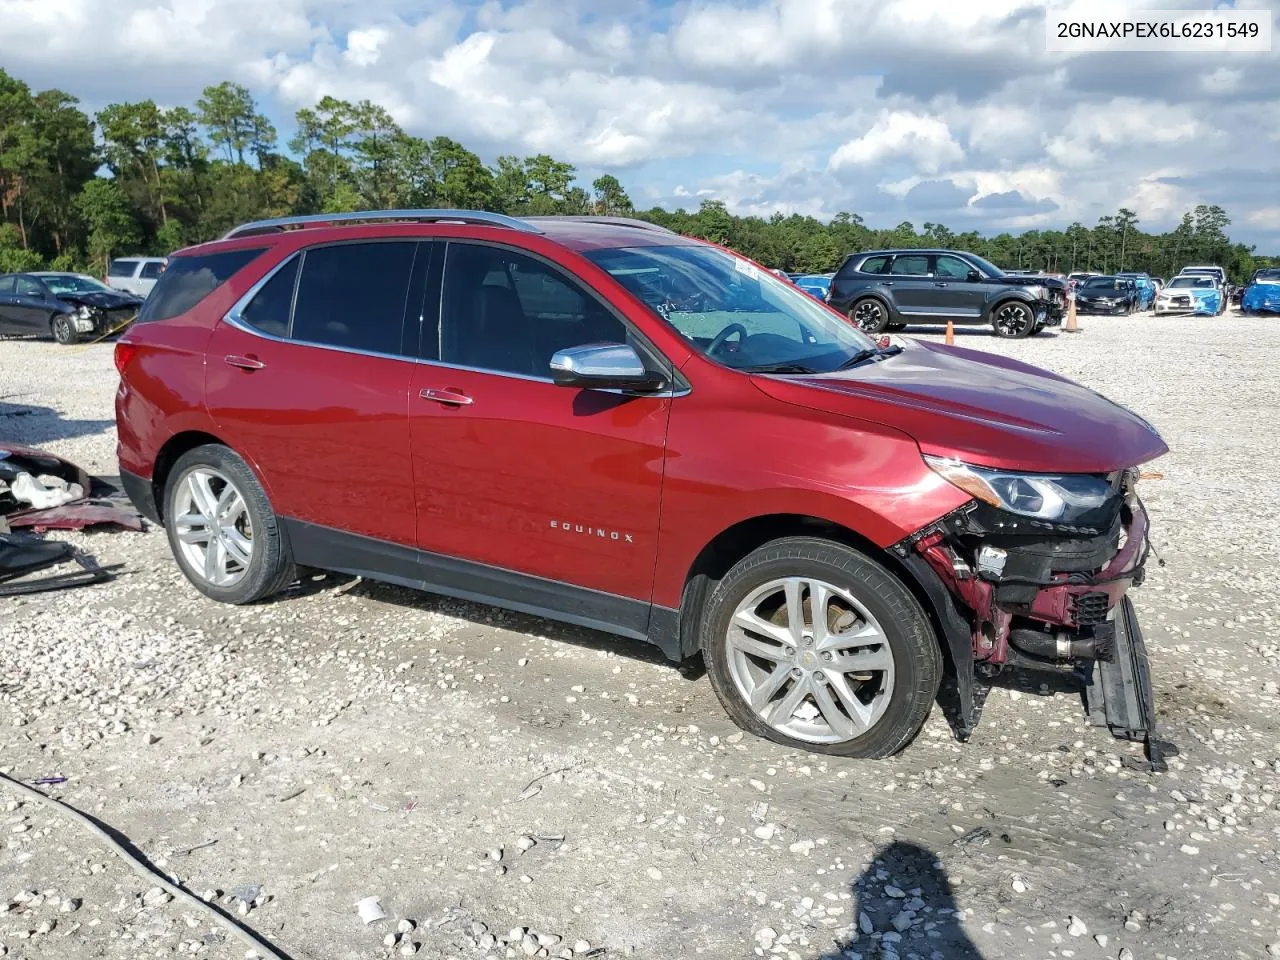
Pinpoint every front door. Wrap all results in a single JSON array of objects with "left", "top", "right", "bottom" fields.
[
  {"left": 884, "top": 254, "right": 935, "bottom": 317},
  {"left": 927, "top": 254, "right": 987, "bottom": 319},
  {"left": 203, "top": 239, "right": 426, "bottom": 551},
  {"left": 407, "top": 240, "right": 670, "bottom": 626}
]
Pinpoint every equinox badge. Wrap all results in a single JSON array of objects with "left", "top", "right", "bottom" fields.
[{"left": 550, "top": 520, "right": 634, "bottom": 543}]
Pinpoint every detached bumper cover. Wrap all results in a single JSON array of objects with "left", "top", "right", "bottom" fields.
[{"left": 1083, "top": 596, "right": 1175, "bottom": 770}]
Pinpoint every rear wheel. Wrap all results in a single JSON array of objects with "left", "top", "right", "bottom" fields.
[
  {"left": 992, "top": 301, "right": 1034, "bottom": 338},
  {"left": 163, "top": 444, "right": 295, "bottom": 604},
  {"left": 51, "top": 314, "right": 78, "bottom": 345},
  {"left": 850, "top": 298, "right": 890, "bottom": 334},
  {"left": 701, "top": 537, "right": 941, "bottom": 758}
]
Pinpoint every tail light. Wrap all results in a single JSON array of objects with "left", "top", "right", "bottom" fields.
[{"left": 114, "top": 339, "right": 139, "bottom": 375}]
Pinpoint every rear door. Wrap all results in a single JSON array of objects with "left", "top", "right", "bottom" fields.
[
  {"left": 885, "top": 254, "right": 934, "bottom": 316},
  {"left": 204, "top": 239, "right": 426, "bottom": 553},
  {"left": 406, "top": 240, "right": 671, "bottom": 623},
  {"left": 0, "top": 275, "right": 19, "bottom": 333}
]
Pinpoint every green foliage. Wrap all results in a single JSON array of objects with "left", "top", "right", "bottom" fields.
[
  {"left": 0, "top": 66, "right": 1272, "bottom": 281},
  {"left": 76, "top": 179, "right": 140, "bottom": 274}
]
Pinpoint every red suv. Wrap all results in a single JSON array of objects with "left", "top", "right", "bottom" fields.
[{"left": 115, "top": 211, "right": 1170, "bottom": 761}]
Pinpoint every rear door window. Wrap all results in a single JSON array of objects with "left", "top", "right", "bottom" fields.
[
  {"left": 890, "top": 255, "right": 931, "bottom": 277},
  {"left": 0, "top": 276, "right": 14, "bottom": 294},
  {"left": 108, "top": 259, "right": 137, "bottom": 278},
  {"left": 238, "top": 258, "right": 299, "bottom": 338},
  {"left": 15, "top": 277, "right": 44, "bottom": 297},
  {"left": 290, "top": 242, "right": 416, "bottom": 356}
]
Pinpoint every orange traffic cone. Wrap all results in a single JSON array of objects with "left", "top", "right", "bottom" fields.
[
  {"left": 1065, "top": 296, "right": 1080, "bottom": 333},
  {"left": 945, "top": 319, "right": 955, "bottom": 345}
]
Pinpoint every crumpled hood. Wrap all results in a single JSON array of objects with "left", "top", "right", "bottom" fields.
[
  {"left": 58, "top": 290, "right": 143, "bottom": 309},
  {"left": 750, "top": 338, "right": 1168, "bottom": 474}
]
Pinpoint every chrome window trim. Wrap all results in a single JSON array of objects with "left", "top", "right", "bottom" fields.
[{"left": 221, "top": 254, "right": 690, "bottom": 397}]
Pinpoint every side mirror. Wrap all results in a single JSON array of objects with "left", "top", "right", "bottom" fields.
[
  {"left": 550, "top": 343, "right": 668, "bottom": 393},
  {"left": 966, "top": 270, "right": 982, "bottom": 282}
]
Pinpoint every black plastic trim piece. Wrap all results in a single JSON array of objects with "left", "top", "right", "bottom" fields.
[
  {"left": 119, "top": 468, "right": 160, "bottom": 523},
  {"left": 282, "top": 518, "right": 663, "bottom": 651},
  {"left": 899, "top": 552, "right": 976, "bottom": 739}
]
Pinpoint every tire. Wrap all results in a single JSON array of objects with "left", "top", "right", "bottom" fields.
[
  {"left": 163, "top": 444, "right": 295, "bottom": 604},
  {"left": 991, "top": 300, "right": 1034, "bottom": 338},
  {"left": 700, "top": 537, "right": 941, "bottom": 758},
  {"left": 849, "top": 297, "right": 890, "bottom": 334},
  {"left": 51, "top": 314, "right": 78, "bottom": 345}
]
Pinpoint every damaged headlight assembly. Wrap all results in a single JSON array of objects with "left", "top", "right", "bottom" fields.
[{"left": 923, "top": 455, "right": 1113, "bottom": 524}]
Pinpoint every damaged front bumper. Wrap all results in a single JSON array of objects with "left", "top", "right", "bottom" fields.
[{"left": 896, "top": 477, "right": 1173, "bottom": 768}]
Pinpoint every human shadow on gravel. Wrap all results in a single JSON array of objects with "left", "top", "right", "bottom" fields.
[
  {"left": 284, "top": 571, "right": 707, "bottom": 679},
  {"left": 0, "top": 398, "right": 115, "bottom": 445},
  {"left": 822, "top": 840, "right": 984, "bottom": 960}
]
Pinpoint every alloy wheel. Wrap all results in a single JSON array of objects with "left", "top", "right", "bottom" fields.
[
  {"left": 725, "top": 576, "right": 895, "bottom": 744},
  {"left": 995, "top": 303, "right": 1031, "bottom": 336},
  {"left": 172, "top": 467, "right": 254, "bottom": 587},
  {"left": 852, "top": 300, "right": 885, "bottom": 332}
]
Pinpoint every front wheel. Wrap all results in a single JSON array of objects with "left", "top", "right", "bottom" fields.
[
  {"left": 163, "top": 444, "right": 295, "bottom": 604},
  {"left": 992, "top": 301, "right": 1034, "bottom": 338},
  {"left": 849, "top": 297, "right": 890, "bottom": 334},
  {"left": 700, "top": 537, "right": 941, "bottom": 758},
  {"left": 51, "top": 314, "right": 78, "bottom": 345}
]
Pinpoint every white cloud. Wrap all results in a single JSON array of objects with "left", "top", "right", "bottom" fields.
[
  {"left": 0, "top": 0, "right": 1276, "bottom": 248},
  {"left": 829, "top": 112, "right": 964, "bottom": 175}
]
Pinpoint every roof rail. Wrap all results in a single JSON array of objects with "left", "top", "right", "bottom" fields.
[
  {"left": 221, "top": 209, "right": 544, "bottom": 240},
  {"left": 523, "top": 215, "right": 677, "bottom": 235}
]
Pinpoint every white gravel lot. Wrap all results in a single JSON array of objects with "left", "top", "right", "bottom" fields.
[{"left": 2, "top": 313, "right": 1279, "bottom": 960}]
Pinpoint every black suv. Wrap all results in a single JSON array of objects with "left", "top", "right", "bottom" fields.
[{"left": 826, "top": 250, "right": 1066, "bottom": 338}]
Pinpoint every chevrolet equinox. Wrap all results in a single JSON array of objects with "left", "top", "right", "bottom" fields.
[{"left": 115, "top": 211, "right": 1170, "bottom": 761}]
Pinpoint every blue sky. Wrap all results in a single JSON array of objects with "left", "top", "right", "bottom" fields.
[{"left": 4, "top": 0, "right": 1279, "bottom": 249}]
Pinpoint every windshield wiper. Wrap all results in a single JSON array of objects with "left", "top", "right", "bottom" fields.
[
  {"left": 742, "top": 362, "right": 817, "bottom": 374},
  {"left": 836, "top": 344, "right": 902, "bottom": 371}
]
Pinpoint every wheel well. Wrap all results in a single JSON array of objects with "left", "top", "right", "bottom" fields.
[
  {"left": 676, "top": 514, "right": 945, "bottom": 660},
  {"left": 150, "top": 431, "right": 225, "bottom": 519}
]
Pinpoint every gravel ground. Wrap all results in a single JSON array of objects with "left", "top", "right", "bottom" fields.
[{"left": 2, "top": 312, "right": 1279, "bottom": 960}]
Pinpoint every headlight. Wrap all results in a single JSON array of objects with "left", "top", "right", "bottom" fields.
[
  {"left": 76, "top": 304, "right": 92, "bottom": 318},
  {"left": 924, "top": 455, "right": 1113, "bottom": 522}
]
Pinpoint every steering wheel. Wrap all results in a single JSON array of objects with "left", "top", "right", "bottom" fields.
[{"left": 707, "top": 322, "right": 748, "bottom": 356}]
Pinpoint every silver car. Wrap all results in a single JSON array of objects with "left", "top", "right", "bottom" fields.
[{"left": 105, "top": 257, "right": 167, "bottom": 297}]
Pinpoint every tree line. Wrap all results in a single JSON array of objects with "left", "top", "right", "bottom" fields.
[{"left": 2, "top": 69, "right": 1274, "bottom": 281}]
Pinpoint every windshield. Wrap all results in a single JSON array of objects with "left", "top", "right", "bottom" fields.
[
  {"left": 964, "top": 253, "right": 1003, "bottom": 277},
  {"left": 1252, "top": 269, "right": 1280, "bottom": 283},
  {"left": 586, "top": 244, "right": 877, "bottom": 374},
  {"left": 1167, "top": 277, "right": 1214, "bottom": 289},
  {"left": 41, "top": 274, "right": 110, "bottom": 294}
]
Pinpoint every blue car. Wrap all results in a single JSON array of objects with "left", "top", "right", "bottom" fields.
[
  {"left": 1153, "top": 275, "right": 1223, "bottom": 315},
  {"left": 1116, "top": 272, "right": 1156, "bottom": 310},
  {"left": 793, "top": 273, "right": 833, "bottom": 302},
  {"left": 1241, "top": 268, "right": 1280, "bottom": 314}
]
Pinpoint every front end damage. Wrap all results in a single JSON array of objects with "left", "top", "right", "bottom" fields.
[{"left": 895, "top": 468, "right": 1174, "bottom": 769}]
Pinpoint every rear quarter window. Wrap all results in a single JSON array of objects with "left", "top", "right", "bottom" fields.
[
  {"left": 858, "top": 255, "right": 891, "bottom": 275},
  {"left": 108, "top": 259, "right": 137, "bottom": 278},
  {"left": 136, "top": 248, "right": 265, "bottom": 323}
]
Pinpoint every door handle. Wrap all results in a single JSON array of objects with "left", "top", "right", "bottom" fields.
[
  {"left": 934, "top": 282, "right": 949, "bottom": 287},
  {"left": 224, "top": 354, "right": 265, "bottom": 370},
  {"left": 420, "top": 387, "right": 473, "bottom": 406},
  {"left": 882, "top": 281, "right": 894, "bottom": 286}
]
